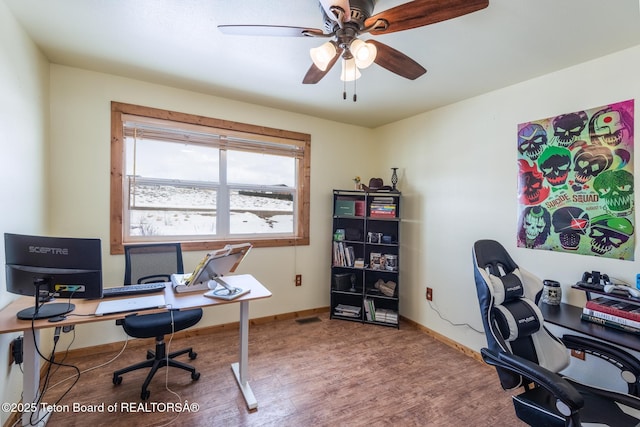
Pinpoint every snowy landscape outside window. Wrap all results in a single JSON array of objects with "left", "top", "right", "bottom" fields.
[{"left": 110, "top": 102, "right": 310, "bottom": 254}]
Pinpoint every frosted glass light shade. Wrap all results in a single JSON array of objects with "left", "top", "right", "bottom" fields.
[
  {"left": 351, "top": 39, "right": 377, "bottom": 69},
  {"left": 340, "top": 58, "right": 361, "bottom": 81},
  {"left": 309, "top": 41, "right": 337, "bottom": 71}
]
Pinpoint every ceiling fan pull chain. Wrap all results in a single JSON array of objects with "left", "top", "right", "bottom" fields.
[
  {"left": 343, "top": 75, "right": 347, "bottom": 100},
  {"left": 353, "top": 72, "right": 357, "bottom": 102}
]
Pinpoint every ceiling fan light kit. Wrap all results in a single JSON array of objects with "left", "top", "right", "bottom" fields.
[
  {"left": 340, "top": 57, "right": 361, "bottom": 82},
  {"left": 218, "top": 0, "right": 489, "bottom": 95},
  {"left": 350, "top": 38, "right": 376, "bottom": 69},
  {"left": 310, "top": 41, "right": 338, "bottom": 71}
]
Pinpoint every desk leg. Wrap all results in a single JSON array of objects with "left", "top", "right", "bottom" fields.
[
  {"left": 231, "top": 300, "right": 258, "bottom": 410},
  {"left": 22, "top": 329, "right": 51, "bottom": 426}
]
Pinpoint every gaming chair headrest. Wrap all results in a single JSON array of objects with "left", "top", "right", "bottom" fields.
[{"left": 473, "top": 239, "right": 519, "bottom": 277}]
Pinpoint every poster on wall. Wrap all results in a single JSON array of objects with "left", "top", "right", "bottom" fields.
[{"left": 516, "top": 99, "right": 635, "bottom": 260}]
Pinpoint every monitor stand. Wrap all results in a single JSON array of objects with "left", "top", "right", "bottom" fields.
[
  {"left": 17, "top": 303, "right": 75, "bottom": 320},
  {"left": 16, "top": 277, "right": 75, "bottom": 320}
]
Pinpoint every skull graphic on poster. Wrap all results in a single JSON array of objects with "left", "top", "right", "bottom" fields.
[
  {"left": 589, "top": 107, "right": 632, "bottom": 147},
  {"left": 518, "top": 206, "right": 551, "bottom": 248},
  {"left": 518, "top": 159, "right": 550, "bottom": 205},
  {"left": 571, "top": 143, "right": 613, "bottom": 186},
  {"left": 538, "top": 146, "right": 571, "bottom": 187},
  {"left": 593, "top": 169, "right": 634, "bottom": 214},
  {"left": 589, "top": 214, "right": 634, "bottom": 255},
  {"left": 551, "top": 207, "right": 589, "bottom": 251},
  {"left": 552, "top": 111, "right": 588, "bottom": 147},
  {"left": 518, "top": 123, "right": 548, "bottom": 160}
]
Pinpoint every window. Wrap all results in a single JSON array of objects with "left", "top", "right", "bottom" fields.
[{"left": 110, "top": 102, "right": 310, "bottom": 254}]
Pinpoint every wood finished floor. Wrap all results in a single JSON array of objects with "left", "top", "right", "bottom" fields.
[{"left": 39, "top": 312, "right": 524, "bottom": 426}]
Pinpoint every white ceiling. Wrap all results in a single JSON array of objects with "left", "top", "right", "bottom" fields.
[{"left": 5, "top": 0, "right": 640, "bottom": 128}]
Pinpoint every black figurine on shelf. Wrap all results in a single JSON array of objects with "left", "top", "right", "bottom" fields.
[
  {"left": 349, "top": 273, "right": 357, "bottom": 292},
  {"left": 390, "top": 167, "right": 398, "bottom": 191}
]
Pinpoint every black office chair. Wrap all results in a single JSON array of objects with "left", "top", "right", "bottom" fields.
[
  {"left": 472, "top": 239, "right": 640, "bottom": 426},
  {"left": 113, "top": 243, "right": 203, "bottom": 400}
]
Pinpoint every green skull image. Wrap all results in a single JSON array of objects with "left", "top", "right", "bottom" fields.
[
  {"left": 593, "top": 169, "right": 634, "bottom": 213},
  {"left": 588, "top": 214, "right": 634, "bottom": 255}
]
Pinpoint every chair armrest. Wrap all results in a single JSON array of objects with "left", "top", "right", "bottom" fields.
[
  {"left": 562, "top": 334, "right": 640, "bottom": 396},
  {"left": 481, "top": 348, "right": 584, "bottom": 412}
]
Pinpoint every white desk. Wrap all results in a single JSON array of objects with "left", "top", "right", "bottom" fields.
[{"left": 0, "top": 274, "right": 271, "bottom": 425}]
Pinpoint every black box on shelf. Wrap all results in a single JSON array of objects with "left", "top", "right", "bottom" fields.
[{"left": 333, "top": 273, "right": 354, "bottom": 291}]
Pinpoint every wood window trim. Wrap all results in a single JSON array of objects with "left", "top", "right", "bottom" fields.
[{"left": 110, "top": 101, "right": 311, "bottom": 255}]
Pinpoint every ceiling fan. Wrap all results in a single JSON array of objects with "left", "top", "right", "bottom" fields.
[{"left": 218, "top": 0, "right": 489, "bottom": 85}]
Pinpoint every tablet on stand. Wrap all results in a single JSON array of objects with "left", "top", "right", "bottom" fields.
[{"left": 171, "top": 243, "right": 252, "bottom": 299}]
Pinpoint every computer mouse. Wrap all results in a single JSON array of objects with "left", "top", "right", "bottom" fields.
[{"left": 48, "top": 315, "right": 66, "bottom": 323}]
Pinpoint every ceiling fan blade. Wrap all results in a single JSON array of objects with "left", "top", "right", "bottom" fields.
[
  {"left": 367, "top": 40, "right": 426, "bottom": 80},
  {"left": 319, "top": 0, "right": 351, "bottom": 23},
  {"left": 365, "top": 0, "right": 489, "bottom": 35},
  {"left": 302, "top": 47, "right": 343, "bottom": 84},
  {"left": 218, "top": 25, "right": 325, "bottom": 37}
]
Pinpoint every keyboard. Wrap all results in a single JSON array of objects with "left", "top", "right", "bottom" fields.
[{"left": 102, "top": 282, "right": 167, "bottom": 298}]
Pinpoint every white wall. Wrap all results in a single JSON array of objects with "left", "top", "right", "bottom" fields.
[
  {"left": 376, "top": 45, "right": 640, "bottom": 352},
  {"left": 0, "top": 1, "right": 50, "bottom": 423},
  {"left": 48, "top": 65, "right": 379, "bottom": 348}
]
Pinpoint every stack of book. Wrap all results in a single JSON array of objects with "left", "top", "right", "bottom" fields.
[
  {"left": 375, "top": 309, "right": 398, "bottom": 324},
  {"left": 333, "top": 241, "right": 355, "bottom": 267},
  {"left": 334, "top": 304, "right": 361, "bottom": 318},
  {"left": 364, "top": 298, "right": 398, "bottom": 324},
  {"left": 581, "top": 296, "right": 640, "bottom": 335},
  {"left": 369, "top": 197, "right": 397, "bottom": 218}
]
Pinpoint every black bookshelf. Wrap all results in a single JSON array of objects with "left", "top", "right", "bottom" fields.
[{"left": 330, "top": 189, "right": 400, "bottom": 328}]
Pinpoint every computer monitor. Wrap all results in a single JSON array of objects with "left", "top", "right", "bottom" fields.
[{"left": 4, "top": 233, "right": 103, "bottom": 320}]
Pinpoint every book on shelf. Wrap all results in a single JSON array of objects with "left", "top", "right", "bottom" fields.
[
  {"left": 374, "top": 308, "right": 398, "bottom": 324},
  {"left": 335, "top": 197, "right": 357, "bottom": 216},
  {"left": 364, "top": 298, "right": 374, "bottom": 321},
  {"left": 334, "top": 304, "right": 361, "bottom": 318},
  {"left": 333, "top": 241, "right": 356, "bottom": 267},
  {"left": 582, "top": 306, "right": 640, "bottom": 329},
  {"left": 363, "top": 297, "right": 399, "bottom": 323},
  {"left": 580, "top": 313, "right": 640, "bottom": 335},
  {"left": 371, "top": 196, "right": 395, "bottom": 203},
  {"left": 346, "top": 246, "right": 355, "bottom": 267},
  {"left": 585, "top": 296, "right": 640, "bottom": 322},
  {"left": 369, "top": 197, "right": 397, "bottom": 218},
  {"left": 370, "top": 206, "right": 396, "bottom": 217}
]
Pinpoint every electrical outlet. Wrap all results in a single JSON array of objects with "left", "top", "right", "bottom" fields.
[
  {"left": 426, "top": 287, "right": 433, "bottom": 301},
  {"left": 10, "top": 336, "right": 23, "bottom": 365},
  {"left": 295, "top": 274, "right": 302, "bottom": 286}
]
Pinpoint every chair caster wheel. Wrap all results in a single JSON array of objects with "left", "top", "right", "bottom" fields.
[
  {"left": 113, "top": 375, "right": 122, "bottom": 385},
  {"left": 192, "top": 372, "right": 200, "bottom": 381},
  {"left": 141, "top": 389, "right": 150, "bottom": 400},
  {"left": 189, "top": 351, "right": 197, "bottom": 360},
  {"left": 146, "top": 351, "right": 154, "bottom": 360}
]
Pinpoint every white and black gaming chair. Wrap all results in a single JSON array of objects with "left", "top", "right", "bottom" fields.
[{"left": 473, "top": 239, "right": 640, "bottom": 426}]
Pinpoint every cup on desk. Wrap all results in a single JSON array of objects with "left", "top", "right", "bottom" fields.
[{"left": 542, "top": 280, "right": 562, "bottom": 305}]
